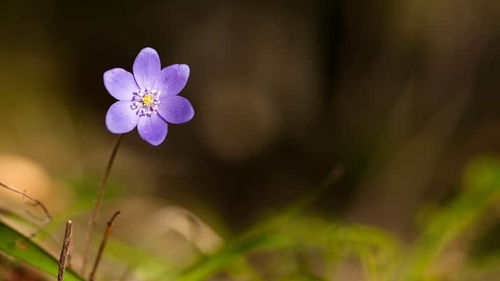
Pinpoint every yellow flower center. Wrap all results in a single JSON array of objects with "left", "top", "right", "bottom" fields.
[
  {"left": 142, "top": 94, "right": 154, "bottom": 106},
  {"left": 131, "top": 89, "right": 161, "bottom": 116}
]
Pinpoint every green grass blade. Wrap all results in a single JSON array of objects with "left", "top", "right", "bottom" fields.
[
  {"left": 0, "top": 221, "right": 85, "bottom": 281},
  {"left": 400, "top": 157, "right": 500, "bottom": 281},
  {"left": 152, "top": 233, "right": 286, "bottom": 281}
]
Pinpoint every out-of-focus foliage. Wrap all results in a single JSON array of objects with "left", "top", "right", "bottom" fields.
[
  {"left": 4, "top": 157, "right": 500, "bottom": 281},
  {"left": 127, "top": 157, "right": 500, "bottom": 281}
]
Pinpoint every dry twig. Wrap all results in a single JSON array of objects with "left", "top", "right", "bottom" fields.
[
  {"left": 58, "top": 220, "right": 73, "bottom": 281},
  {"left": 89, "top": 211, "right": 121, "bottom": 281},
  {"left": 0, "top": 182, "right": 52, "bottom": 223}
]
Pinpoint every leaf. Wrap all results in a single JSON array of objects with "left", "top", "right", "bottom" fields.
[
  {"left": 399, "top": 157, "right": 500, "bottom": 281},
  {"left": 0, "top": 221, "right": 85, "bottom": 281},
  {"left": 150, "top": 233, "right": 286, "bottom": 281},
  {"left": 105, "top": 237, "right": 177, "bottom": 280}
]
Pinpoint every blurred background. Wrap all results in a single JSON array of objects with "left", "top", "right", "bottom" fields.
[{"left": 0, "top": 0, "right": 500, "bottom": 280}]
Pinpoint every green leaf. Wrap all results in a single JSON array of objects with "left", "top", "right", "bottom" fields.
[
  {"left": 0, "top": 221, "right": 85, "bottom": 281},
  {"left": 400, "top": 157, "right": 500, "bottom": 281},
  {"left": 150, "top": 232, "right": 286, "bottom": 281}
]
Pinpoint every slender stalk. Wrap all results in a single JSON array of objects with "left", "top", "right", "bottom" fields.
[
  {"left": 89, "top": 211, "right": 121, "bottom": 281},
  {"left": 58, "top": 220, "right": 73, "bottom": 281},
  {"left": 0, "top": 182, "right": 52, "bottom": 223},
  {"left": 81, "top": 134, "right": 124, "bottom": 274}
]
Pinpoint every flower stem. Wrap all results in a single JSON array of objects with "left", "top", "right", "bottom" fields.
[{"left": 81, "top": 134, "right": 124, "bottom": 275}]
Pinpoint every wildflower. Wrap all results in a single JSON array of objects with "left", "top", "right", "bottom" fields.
[{"left": 104, "top": 47, "right": 194, "bottom": 145}]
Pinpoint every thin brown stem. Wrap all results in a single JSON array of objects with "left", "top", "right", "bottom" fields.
[
  {"left": 58, "top": 220, "right": 73, "bottom": 281},
  {"left": 0, "top": 182, "right": 52, "bottom": 223},
  {"left": 81, "top": 134, "right": 124, "bottom": 275},
  {"left": 89, "top": 211, "right": 121, "bottom": 281}
]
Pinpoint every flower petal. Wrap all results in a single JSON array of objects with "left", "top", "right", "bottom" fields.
[
  {"left": 155, "top": 64, "right": 190, "bottom": 96},
  {"left": 137, "top": 114, "right": 168, "bottom": 146},
  {"left": 158, "top": 96, "right": 195, "bottom": 124},
  {"left": 103, "top": 68, "right": 139, "bottom": 100},
  {"left": 133, "top": 47, "right": 161, "bottom": 90},
  {"left": 105, "top": 101, "right": 139, "bottom": 134}
]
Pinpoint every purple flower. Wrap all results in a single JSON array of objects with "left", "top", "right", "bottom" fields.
[{"left": 104, "top": 47, "right": 194, "bottom": 146}]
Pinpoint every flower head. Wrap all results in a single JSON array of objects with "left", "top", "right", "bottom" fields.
[{"left": 104, "top": 47, "right": 194, "bottom": 146}]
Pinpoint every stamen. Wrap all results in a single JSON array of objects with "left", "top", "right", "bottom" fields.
[{"left": 130, "top": 88, "right": 161, "bottom": 117}]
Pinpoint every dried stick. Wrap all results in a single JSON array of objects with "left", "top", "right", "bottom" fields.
[
  {"left": 0, "top": 182, "right": 52, "bottom": 223},
  {"left": 89, "top": 211, "right": 121, "bottom": 281},
  {"left": 58, "top": 220, "right": 73, "bottom": 281},
  {"left": 81, "top": 134, "right": 124, "bottom": 274}
]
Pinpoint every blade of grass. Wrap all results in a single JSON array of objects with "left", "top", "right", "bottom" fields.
[
  {"left": 172, "top": 233, "right": 287, "bottom": 281},
  {"left": 400, "top": 157, "right": 500, "bottom": 281},
  {"left": 105, "top": 237, "right": 176, "bottom": 280},
  {"left": 149, "top": 167, "right": 343, "bottom": 281},
  {"left": 0, "top": 221, "right": 84, "bottom": 281}
]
